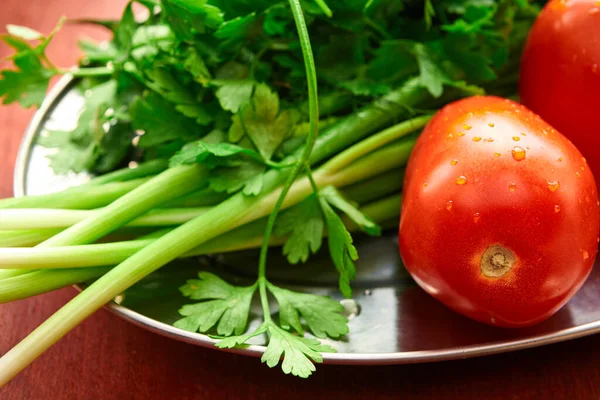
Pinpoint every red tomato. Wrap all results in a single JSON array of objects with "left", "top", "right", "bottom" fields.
[
  {"left": 520, "top": 0, "right": 600, "bottom": 181},
  {"left": 399, "top": 96, "right": 599, "bottom": 328}
]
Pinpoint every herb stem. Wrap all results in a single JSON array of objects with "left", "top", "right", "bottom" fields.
[
  {"left": 63, "top": 66, "right": 114, "bottom": 77},
  {"left": 255, "top": 0, "right": 321, "bottom": 324}
]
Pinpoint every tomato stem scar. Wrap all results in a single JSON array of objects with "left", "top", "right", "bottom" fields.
[{"left": 481, "top": 245, "right": 515, "bottom": 278}]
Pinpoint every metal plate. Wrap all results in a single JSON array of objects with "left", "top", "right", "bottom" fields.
[{"left": 13, "top": 76, "right": 600, "bottom": 365}]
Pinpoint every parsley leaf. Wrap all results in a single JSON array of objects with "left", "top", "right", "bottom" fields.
[
  {"left": 214, "top": 12, "right": 260, "bottom": 48},
  {"left": 216, "top": 321, "right": 336, "bottom": 378},
  {"left": 413, "top": 43, "right": 446, "bottom": 98},
  {"left": 174, "top": 272, "right": 257, "bottom": 336},
  {"left": 320, "top": 186, "right": 381, "bottom": 236},
  {"left": 267, "top": 283, "right": 349, "bottom": 338},
  {"left": 319, "top": 197, "right": 358, "bottom": 298},
  {"left": 274, "top": 194, "right": 324, "bottom": 264},
  {"left": 0, "top": 51, "right": 54, "bottom": 108},
  {"left": 215, "top": 80, "right": 254, "bottom": 113},
  {"left": 228, "top": 83, "right": 297, "bottom": 160},
  {"left": 169, "top": 140, "right": 266, "bottom": 167},
  {"left": 261, "top": 323, "right": 335, "bottom": 378},
  {"left": 37, "top": 80, "right": 120, "bottom": 173},
  {"left": 162, "top": 0, "right": 224, "bottom": 41},
  {"left": 208, "top": 161, "right": 266, "bottom": 196},
  {"left": 130, "top": 92, "right": 201, "bottom": 148}
]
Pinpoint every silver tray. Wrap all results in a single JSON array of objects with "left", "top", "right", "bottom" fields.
[{"left": 13, "top": 76, "right": 600, "bottom": 365}]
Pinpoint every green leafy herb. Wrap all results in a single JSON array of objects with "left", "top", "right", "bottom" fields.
[
  {"left": 268, "top": 283, "right": 349, "bottom": 338},
  {"left": 274, "top": 194, "right": 324, "bottom": 264},
  {"left": 228, "top": 83, "right": 297, "bottom": 160},
  {"left": 174, "top": 272, "right": 256, "bottom": 336},
  {"left": 215, "top": 80, "right": 254, "bottom": 113},
  {"left": 319, "top": 198, "right": 358, "bottom": 298}
]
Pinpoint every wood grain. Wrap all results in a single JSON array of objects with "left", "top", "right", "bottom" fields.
[{"left": 1, "top": 2, "right": 600, "bottom": 399}]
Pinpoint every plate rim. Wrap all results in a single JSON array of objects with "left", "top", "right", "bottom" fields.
[{"left": 13, "top": 75, "right": 600, "bottom": 365}]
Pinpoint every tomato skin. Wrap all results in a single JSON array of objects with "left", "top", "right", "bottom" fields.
[
  {"left": 399, "top": 96, "right": 599, "bottom": 328},
  {"left": 520, "top": 0, "right": 600, "bottom": 181}
]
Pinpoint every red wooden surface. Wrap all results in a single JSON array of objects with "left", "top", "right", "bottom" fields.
[{"left": 1, "top": 1, "right": 600, "bottom": 399}]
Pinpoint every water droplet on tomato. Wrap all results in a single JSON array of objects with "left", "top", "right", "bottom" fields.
[
  {"left": 554, "top": 205, "right": 561, "bottom": 213},
  {"left": 511, "top": 147, "right": 526, "bottom": 161},
  {"left": 494, "top": 152, "right": 501, "bottom": 157},
  {"left": 557, "top": 157, "right": 563, "bottom": 162},
  {"left": 512, "top": 136, "right": 521, "bottom": 142},
  {"left": 472, "top": 136, "right": 482, "bottom": 142},
  {"left": 583, "top": 157, "right": 587, "bottom": 164},
  {"left": 508, "top": 182, "right": 517, "bottom": 192},
  {"left": 488, "top": 122, "right": 495, "bottom": 128},
  {"left": 450, "top": 159, "right": 458, "bottom": 166},
  {"left": 423, "top": 182, "right": 428, "bottom": 188},
  {"left": 456, "top": 176, "right": 467, "bottom": 185},
  {"left": 457, "top": 132, "right": 465, "bottom": 137},
  {"left": 446, "top": 200, "right": 453, "bottom": 211},
  {"left": 521, "top": 132, "right": 527, "bottom": 136},
  {"left": 593, "top": 64, "right": 599, "bottom": 73},
  {"left": 463, "top": 124, "right": 472, "bottom": 130},
  {"left": 576, "top": 172, "right": 582, "bottom": 178},
  {"left": 582, "top": 249, "right": 590, "bottom": 260},
  {"left": 547, "top": 180, "right": 560, "bottom": 192},
  {"left": 473, "top": 212, "right": 481, "bottom": 223}
]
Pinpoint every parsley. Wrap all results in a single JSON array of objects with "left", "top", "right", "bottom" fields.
[
  {"left": 275, "top": 194, "right": 324, "bottom": 264},
  {"left": 267, "top": 283, "right": 349, "bottom": 338},
  {"left": 174, "top": 272, "right": 256, "bottom": 336},
  {"left": 215, "top": 80, "right": 254, "bottom": 113},
  {"left": 0, "top": 19, "right": 65, "bottom": 107},
  {"left": 228, "top": 83, "right": 298, "bottom": 160}
]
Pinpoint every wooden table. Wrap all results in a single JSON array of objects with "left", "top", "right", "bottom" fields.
[{"left": 1, "top": 1, "right": 599, "bottom": 398}]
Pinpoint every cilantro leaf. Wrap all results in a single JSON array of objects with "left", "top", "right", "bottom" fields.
[
  {"left": 319, "top": 198, "right": 358, "bottom": 298},
  {"left": 320, "top": 186, "right": 381, "bottom": 236},
  {"left": 267, "top": 283, "right": 349, "bottom": 338},
  {"left": 174, "top": 272, "right": 257, "bottom": 336},
  {"left": 162, "top": 0, "right": 225, "bottom": 41},
  {"left": 261, "top": 323, "right": 335, "bottom": 378},
  {"left": 215, "top": 81, "right": 254, "bottom": 113},
  {"left": 208, "top": 161, "right": 266, "bottom": 196},
  {"left": 228, "top": 83, "right": 297, "bottom": 160},
  {"left": 130, "top": 92, "right": 201, "bottom": 148},
  {"left": 274, "top": 194, "right": 324, "bottom": 264}
]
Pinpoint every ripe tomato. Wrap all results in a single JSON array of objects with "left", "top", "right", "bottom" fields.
[
  {"left": 399, "top": 96, "right": 599, "bottom": 328},
  {"left": 520, "top": 0, "right": 600, "bottom": 181}
]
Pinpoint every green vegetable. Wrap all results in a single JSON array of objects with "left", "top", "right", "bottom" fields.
[{"left": 0, "top": 0, "right": 539, "bottom": 383}]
